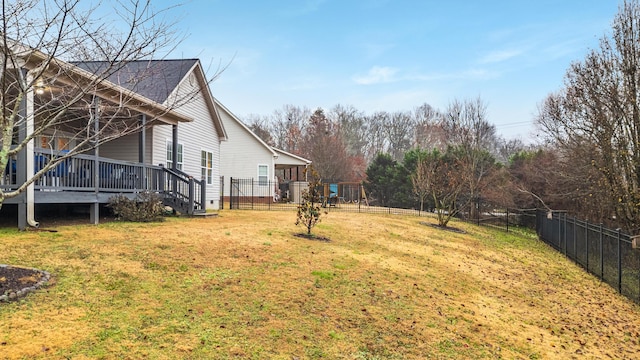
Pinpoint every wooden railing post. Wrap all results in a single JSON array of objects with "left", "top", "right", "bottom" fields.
[
  {"left": 200, "top": 180, "right": 206, "bottom": 211},
  {"left": 188, "top": 177, "right": 195, "bottom": 215}
]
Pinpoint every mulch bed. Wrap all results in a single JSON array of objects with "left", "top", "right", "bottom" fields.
[
  {"left": 0, "top": 265, "right": 50, "bottom": 302},
  {"left": 294, "top": 233, "right": 331, "bottom": 242},
  {"left": 419, "top": 221, "right": 467, "bottom": 234}
]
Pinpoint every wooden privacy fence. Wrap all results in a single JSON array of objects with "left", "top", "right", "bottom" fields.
[{"left": 536, "top": 210, "right": 640, "bottom": 304}]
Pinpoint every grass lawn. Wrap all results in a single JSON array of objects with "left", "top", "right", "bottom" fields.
[{"left": 1, "top": 210, "right": 639, "bottom": 359}]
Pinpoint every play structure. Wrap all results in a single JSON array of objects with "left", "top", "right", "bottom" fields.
[{"left": 320, "top": 182, "right": 369, "bottom": 207}]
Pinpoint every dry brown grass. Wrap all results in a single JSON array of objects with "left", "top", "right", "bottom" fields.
[{"left": 1, "top": 210, "right": 639, "bottom": 359}]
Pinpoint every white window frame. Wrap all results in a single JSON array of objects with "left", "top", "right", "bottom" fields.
[
  {"left": 257, "top": 164, "right": 269, "bottom": 186},
  {"left": 201, "top": 149, "right": 214, "bottom": 185},
  {"left": 166, "top": 139, "right": 184, "bottom": 171}
]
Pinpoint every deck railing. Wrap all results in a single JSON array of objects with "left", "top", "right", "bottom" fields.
[{"left": 1, "top": 148, "right": 205, "bottom": 214}]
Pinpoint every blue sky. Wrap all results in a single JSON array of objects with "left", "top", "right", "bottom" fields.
[{"left": 161, "top": 0, "right": 620, "bottom": 142}]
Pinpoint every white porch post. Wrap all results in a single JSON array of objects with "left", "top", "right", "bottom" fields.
[
  {"left": 90, "top": 96, "right": 100, "bottom": 224},
  {"left": 17, "top": 69, "right": 39, "bottom": 229},
  {"left": 25, "top": 71, "right": 37, "bottom": 227}
]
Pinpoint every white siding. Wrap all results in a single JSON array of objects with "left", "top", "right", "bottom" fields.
[
  {"left": 218, "top": 107, "right": 275, "bottom": 197},
  {"left": 99, "top": 132, "right": 156, "bottom": 163},
  {"left": 151, "top": 74, "right": 222, "bottom": 209}
]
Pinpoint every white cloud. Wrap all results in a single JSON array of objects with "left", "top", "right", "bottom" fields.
[
  {"left": 479, "top": 49, "right": 524, "bottom": 64},
  {"left": 353, "top": 66, "right": 399, "bottom": 85}
]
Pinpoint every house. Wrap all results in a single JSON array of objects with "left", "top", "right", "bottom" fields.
[
  {"left": 75, "top": 59, "right": 228, "bottom": 210},
  {"left": 215, "top": 100, "right": 311, "bottom": 207},
  {"left": 1, "top": 44, "right": 227, "bottom": 229}
]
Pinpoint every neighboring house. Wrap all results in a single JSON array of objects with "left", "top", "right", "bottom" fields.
[
  {"left": 215, "top": 100, "right": 310, "bottom": 207},
  {"left": 1, "top": 48, "right": 227, "bottom": 228}
]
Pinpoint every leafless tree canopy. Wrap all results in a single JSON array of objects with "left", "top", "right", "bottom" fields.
[{"left": 536, "top": 0, "right": 640, "bottom": 232}]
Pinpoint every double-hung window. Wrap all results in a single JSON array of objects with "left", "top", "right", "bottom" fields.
[
  {"left": 258, "top": 164, "right": 268, "bottom": 186},
  {"left": 166, "top": 140, "right": 184, "bottom": 171},
  {"left": 201, "top": 150, "right": 213, "bottom": 185}
]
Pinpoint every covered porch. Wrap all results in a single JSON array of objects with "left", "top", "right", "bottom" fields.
[{"left": 1, "top": 45, "right": 203, "bottom": 229}]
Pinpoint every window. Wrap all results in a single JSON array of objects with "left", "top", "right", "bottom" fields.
[
  {"left": 38, "top": 135, "right": 70, "bottom": 151},
  {"left": 258, "top": 164, "right": 268, "bottom": 186},
  {"left": 201, "top": 150, "right": 213, "bottom": 185},
  {"left": 166, "top": 140, "right": 183, "bottom": 170}
]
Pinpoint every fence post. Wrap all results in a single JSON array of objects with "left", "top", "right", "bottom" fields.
[
  {"left": 617, "top": 228, "right": 622, "bottom": 294},
  {"left": 573, "top": 216, "right": 577, "bottom": 260},
  {"left": 564, "top": 213, "right": 568, "bottom": 256},
  {"left": 220, "top": 176, "right": 224, "bottom": 210},
  {"left": 229, "top": 177, "right": 233, "bottom": 209},
  {"left": 251, "top": 178, "right": 254, "bottom": 210},
  {"left": 600, "top": 223, "right": 604, "bottom": 280},
  {"left": 506, "top": 209, "right": 509, "bottom": 232},
  {"left": 585, "top": 222, "right": 589, "bottom": 272},
  {"left": 268, "top": 180, "right": 271, "bottom": 211}
]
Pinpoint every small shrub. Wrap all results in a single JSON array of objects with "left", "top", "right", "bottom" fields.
[
  {"left": 295, "top": 166, "right": 324, "bottom": 235},
  {"left": 108, "top": 191, "right": 165, "bottom": 222}
]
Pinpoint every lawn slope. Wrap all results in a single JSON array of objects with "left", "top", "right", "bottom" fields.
[{"left": 0, "top": 211, "right": 639, "bottom": 359}]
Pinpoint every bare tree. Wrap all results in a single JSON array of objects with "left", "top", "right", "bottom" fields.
[
  {"left": 411, "top": 154, "right": 430, "bottom": 212},
  {"left": 270, "top": 104, "right": 311, "bottom": 154},
  {"left": 328, "top": 104, "right": 367, "bottom": 157},
  {"left": 362, "top": 111, "right": 388, "bottom": 163},
  {"left": 414, "top": 103, "right": 446, "bottom": 150},
  {"left": 299, "top": 108, "right": 350, "bottom": 181},
  {"left": 537, "top": 0, "right": 640, "bottom": 232},
  {"left": 245, "top": 114, "right": 274, "bottom": 146},
  {"left": 383, "top": 111, "right": 415, "bottom": 162},
  {"left": 440, "top": 97, "right": 498, "bottom": 219},
  {"left": 414, "top": 148, "right": 467, "bottom": 227}
]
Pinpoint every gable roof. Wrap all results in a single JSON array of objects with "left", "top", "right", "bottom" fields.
[
  {"left": 74, "top": 59, "right": 226, "bottom": 139},
  {"left": 214, "top": 98, "right": 277, "bottom": 157},
  {"left": 214, "top": 97, "right": 312, "bottom": 167},
  {"left": 6, "top": 42, "right": 192, "bottom": 125},
  {"left": 273, "top": 148, "right": 312, "bottom": 168},
  {"left": 73, "top": 59, "right": 198, "bottom": 104}
]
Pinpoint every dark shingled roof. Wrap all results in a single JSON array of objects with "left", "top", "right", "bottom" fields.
[{"left": 72, "top": 59, "right": 199, "bottom": 103}]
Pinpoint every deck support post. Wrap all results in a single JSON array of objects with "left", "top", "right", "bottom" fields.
[{"left": 89, "top": 202, "right": 99, "bottom": 225}]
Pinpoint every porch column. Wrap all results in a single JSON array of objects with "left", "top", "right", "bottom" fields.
[
  {"left": 171, "top": 124, "right": 178, "bottom": 200},
  {"left": 138, "top": 114, "right": 147, "bottom": 190},
  {"left": 16, "top": 69, "right": 28, "bottom": 229},
  {"left": 139, "top": 114, "right": 146, "bottom": 164},
  {"left": 172, "top": 124, "right": 178, "bottom": 170},
  {"left": 90, "top": 96, "right": 100, "bottom": 225}
]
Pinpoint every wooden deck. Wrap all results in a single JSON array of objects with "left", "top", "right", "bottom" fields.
[{"left": 2, "top": 148, "right": 205, "bottom": 214}]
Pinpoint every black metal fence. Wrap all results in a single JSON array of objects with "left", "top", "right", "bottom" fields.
[
  {"left": 536, "top": 210, "right": 640, "bottom": 304},
  {"left": 227, "top": 179, "right": 536, "bottom": 231}
]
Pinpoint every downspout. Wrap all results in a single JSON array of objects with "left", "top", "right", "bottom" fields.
[{"left": 25, "top": 70, "right": 39, "bottom": 228}]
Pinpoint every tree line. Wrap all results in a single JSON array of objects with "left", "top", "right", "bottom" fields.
[{"left": 246, "top": 1, "right": 640, "bottom": 234}]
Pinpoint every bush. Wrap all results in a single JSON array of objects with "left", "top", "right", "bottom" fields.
[
  {"left": 295, "top": 166, "right": 324, "bottom": 235},
  {"left": 108, "top": 192, "right": 165, "bottom": 222}
]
